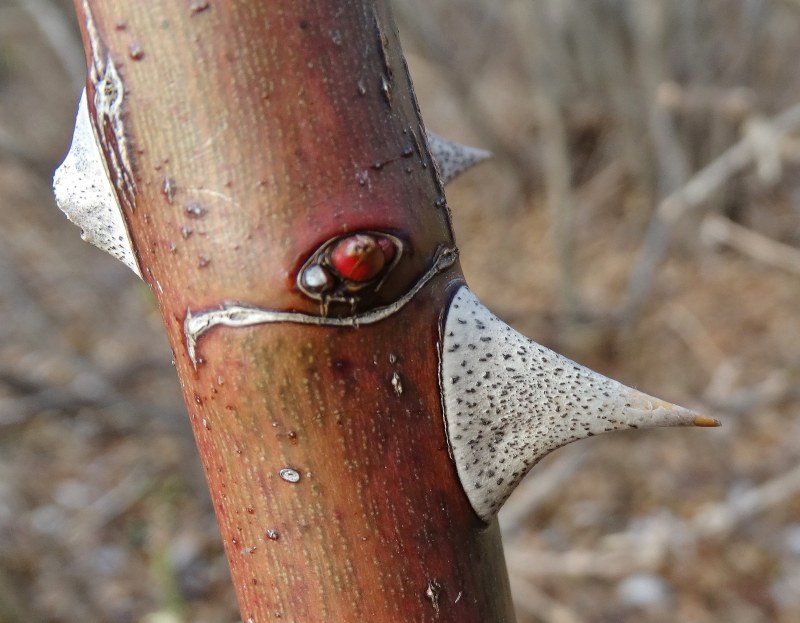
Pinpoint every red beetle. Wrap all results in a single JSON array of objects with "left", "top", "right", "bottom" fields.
[
  {"left": 296, "top": 231, "right": 403, "bottom": 310},
  {"left": 329, "top": 234, "right": 387, "bottom": 282}
]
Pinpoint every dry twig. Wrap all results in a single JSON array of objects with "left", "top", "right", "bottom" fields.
[
  {"left": 510, "top": 575, "right": 583, "bottom": 623},
  {"left": 700, "top": 214, "right": 800, "bottom": 277},
  {"left": 500, "top": 446, "right": 589, "bottom": 540},
  {"left": 620, "top": 103, "right": 800, "bottom": 322},
  {"left": 506, "top": 463, "right": 800, "bottom": 580}
]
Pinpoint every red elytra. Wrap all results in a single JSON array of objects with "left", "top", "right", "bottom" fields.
[
  {"left": 376, "top": 236, "right": 396, "bottom": 263},
  {"left": 330, "top": 234, "right": 392, "bottom": 282}
]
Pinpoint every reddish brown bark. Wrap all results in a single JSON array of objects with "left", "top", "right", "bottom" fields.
[{"left": 72, "top": 1, "right": 515, "bottom": 621}]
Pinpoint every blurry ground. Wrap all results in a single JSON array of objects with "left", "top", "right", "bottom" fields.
[{"left": 1, "top": 1, "right": 800, "bottom": 622}]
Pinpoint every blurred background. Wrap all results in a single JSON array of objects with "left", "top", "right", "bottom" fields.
[{"left": 1, "top": 0, "right": 800, "bottom": 621}]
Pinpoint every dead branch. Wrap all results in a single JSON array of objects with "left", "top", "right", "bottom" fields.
[
  {"left": 499, "top": 447, "right": 589, "bottom": 540},
  {"left": 700, "top": 214, "right": 800, "bottom": 277},
  {"left": 509, "top": 575, "right": 582, "bottom": 623},
  {"left": 506, "top": 463, "right": 800, "bottom": 580},
  {"left": 619, "top": 103, "right": 800, "bottom": 322}
]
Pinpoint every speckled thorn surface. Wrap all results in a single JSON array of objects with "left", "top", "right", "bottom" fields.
[{"left": 441, "top": 286, "right": 709, "bottom": 521}]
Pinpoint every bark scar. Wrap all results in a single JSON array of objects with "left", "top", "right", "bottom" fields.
[
  {"left": 183, "top": 245, "right": 457, "bottom": 367},
  {"left": 82, "top": 0, "right": 136, "bottom": 213},
  {"left": 372, "top": 5, "right": 393, "bottom": 104},
  {"left": 426, "top": 579, "right": 441, "bottom": 616}
]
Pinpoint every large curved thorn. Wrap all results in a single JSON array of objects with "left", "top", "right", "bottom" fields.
[{"left": 440, "top": 286, "right": 719, "bottom": 522}]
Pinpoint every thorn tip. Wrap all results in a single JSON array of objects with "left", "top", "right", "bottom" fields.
[{"left": 692, "top": 415, "right": 722, "bottom": 427}]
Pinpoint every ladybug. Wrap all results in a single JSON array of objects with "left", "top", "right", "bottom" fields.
[
  {"left": 330, "top": 234, "right": 387, "bottom": 282},
  {"left": 296, "top": 231, "right": 403, "bottom": 312}
]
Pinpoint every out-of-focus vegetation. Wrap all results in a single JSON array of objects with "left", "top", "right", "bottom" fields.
[{"left": 1, "top": 1, "right": 799, "bottom": 621}]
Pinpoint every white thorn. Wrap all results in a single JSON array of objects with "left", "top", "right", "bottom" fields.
[
  {"left": 53, "top": 89, "right": 141, "bottom": 278},
  {"left": 440, "top": 286, "right": 719, "bottom": 522},
  {"left": 426, "top": 131, "right": 490, "bottom": 185}
]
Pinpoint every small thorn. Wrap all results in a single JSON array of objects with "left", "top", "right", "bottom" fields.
[
  {"left": 426, "top": 131, "right": 490, "bottom": 185},
  {"left": 53, "top": 89, "right": 141, "bottom": 277}
]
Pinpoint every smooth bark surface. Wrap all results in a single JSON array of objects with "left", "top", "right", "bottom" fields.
[{"left": 72, "top": 1, "right": 515, "bottom": 621}]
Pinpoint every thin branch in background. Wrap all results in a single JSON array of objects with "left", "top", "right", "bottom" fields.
[
  {"left": 506, "top": 513, "right": 678, "bottom": 579},
  {"left": 661, "top": 103, "right": 800, "bottom": 223},
  {"left": 614, "top": 1, "right": 691, "bottom": 326},
  {"left": 705, "top": 365, "right": 800, "bottom": 416},
  {"left": 631, "top": 0, "right": 691, "bottom": 199},
  {"left": 395, "top": 0, "right": 540, "bottom": 198},
  {"left": 700, "top": 214, "right": 800, "bottom": 277},
  {"left": 662, "top": 303, "right": 726, "bottom": 375},
  {"left": 579, "top": 4, "right": 652, "bottom": 192},
  {"left": 0, "top": 365, "right": 186, "bottom": 431},
  {"left": 618, "top": 103, "right": 800, "bottom": 323},
  {"left": 657, "top": 82, "right": 756, "bottom": 122},
  {"left": 0, "top": 242, "right": 180, "bottom": 432},
  {"left": 66, "top": 469, "right": 155, "bottom": 545},
  {"left": 692, "top": 463, "right": 800, "bottom": 538},
  {"left": 663, "top": 302, "right": 799, "bottom": 414},
  {"left": 506, "top": 461, "right": 800, "bottom": 580},
  {"left": 510, "top": 575, "right": 582, "bottom": 623},
  {"left": 499, "top": 446, "right": 589, "bottom": 540},
  {"left": 525, "top": 1, "right": 580, "bottom": 317}
]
